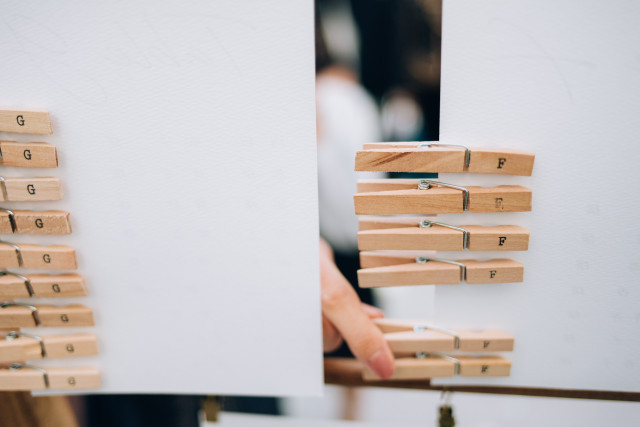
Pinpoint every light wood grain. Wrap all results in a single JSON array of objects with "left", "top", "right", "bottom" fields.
[
  {"left": 355, "top": 147, "right": 465, "bottom": 173},
  {"left": 0, "top": 108, "right": 52, "bottom": 135},
  {"left": 385, "top": 330, "right": 457, "bottom": 353},
  {"left": 0, "top": 274, "right": 86, "bottom": 299},
  {"left": 360, "top": 252, "right": 435, "bottom": 269},
  {"left": 372, "top": 319, "right": 515, "bottom": 354},
  {"left": 358, "top": 258, "right": 524, "bottom": 287},
  {"left": 358, "top": 262, "right": 461, "bottom": 288},
  {"left": 355, "top": 180, "right": 532, "bottom": 214},
  {"left": 355, "top": 188, "right": 463, "bottom": 214},
  {"left": 468, "top": 148, "right": 535, "bottom": 175},
  {"left": 357, "top": 178, "right": 422, "bottom": 193},
  {"left": 457, "top": 355, "right": 512, "bottom": 377},
  {"left": 0, "top": 177, "right": 62, "bottom": 201},
  {"left": 363, "top": 356, "right": 454, "bottom": 380},
  {"left": 0, "top": 141, "right": 58, "bottom": 168},
  {"left": 363, "top": 355, "right": 511, "bottom": 380},
  {"left": 0, "top": 305, "right": 94, "bottom": 328},
  {"left": 363, "top": 142, "right": 431, "bottom": 150},
  {"left": 359, "top": 143, "right": 534, "bottom": 175},
  {"left": 358, "top": 224, "right": 529, "bottom": 251},
  {"left": 0, "top": 334, "right": 98, "bottom": 363},
  {"left": 0, "top": 243, "right": 77, "bottom": 270},
  {"left": 359, "top": 226, "right": 463, "bottom": 251},
  {"left": 0, "top": 210, "right": 72, "bottom": 234},
  {"left": 388, "top": 330, "right": 514, "bottom": 354},
  {"left": 465, "top": 259, "right": 524, "bottom": 284},
  {"left": 0, "top": 366, "right": 100, "bottom": 391},
  {"left": 456, "top": 330, "right": 515, "bottom": 352},
  {"left": 359, "top": 216, "right": 433, "bottom": 231},
  {"left": 374, "top": 318, "right": 438, "bottom": 333}
]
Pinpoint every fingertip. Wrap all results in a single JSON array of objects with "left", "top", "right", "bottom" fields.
[{"left": 367, "top": 348, "right": 395, "bottom": 380}]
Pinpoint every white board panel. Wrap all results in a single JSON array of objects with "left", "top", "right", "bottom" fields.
[
  {"left": 434, "top": 0, "right": 640, "bottom": 391},
  {"left": 0, "top": 0, "right": 322, "bottom": 395}
]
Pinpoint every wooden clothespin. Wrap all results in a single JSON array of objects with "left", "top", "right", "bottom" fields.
[
  {"left": 0, "top": 209, "right": 71, "bottom": 234},
  {"left": 355, "top": 179, "right": 532, "bottom": 215},
  {"left": 0, "top": 241, "right": 77, "bottom": 270},
  {"left": 358, "top": 217, "right": 529, "bottom": 251},
  {"left": 0, "top": 303, "right": 94, "bottom": 328},
  {"left": 363, "top": 353, "right": 511, "bottom": 381},
  {"left": 0, "top": 364, "right": 100, "bottom": 391},
  {"left": 356, "top": 142, "right": 534, "bottom": 176},
  {"left": 374, "top": 319, "right": 514, "bottom": 354},
  {"left": 358, "top": 253, "right": 523, "bottom": 288},
  {"left": 0, "top": 177, "right": 62, "bottom": 201},
  {"left": 0, "top": 273, "right": 86, "bottom": 299},
  {"left": 0, "top": 331, "right": 98, "bottom": 363},
  {"left": 0, "top": 141, "right": 58, "bottom": 168},
  {"left": 0, "top": 107, "right": 52, "bottom": 135}
]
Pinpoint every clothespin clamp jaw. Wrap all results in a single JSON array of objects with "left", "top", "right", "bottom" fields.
[
  {"left": 356, "top": 142, "right": 534, "bottom": 175},
  {"left": 0, "top": 208, "right": 17, "bottom": 233},
  {"left": 420, "top": 220, "right": 469, "bottom": 249},
  {"left": 0, "top": 302, "right": 41, "bottom": 326},
  {"left": 418, "top": 180, "right": 469, "bottom": 211},
  {"left": 6, "top": 331, "right": 47, "bottom": 358},
  {"left": 9, "top": 363, "right": 50, "bottom": 388},
  {"left": 417, "top": 143, "right": 470, "bottom": 168},
  {"left": 413, "top": 323, "right": 461, "bottom": 350},
  {"left": 417, "top": 352, "right": 461, "bottom": 376},
  {"left": 0, "top": 271, "right": 33, "bottom": 296},
  {"left": 0, "top": 241, "right": 24, "bottom": 266},
  {"left": 416, "top": 257, "right": 467, "bottom": 282}
]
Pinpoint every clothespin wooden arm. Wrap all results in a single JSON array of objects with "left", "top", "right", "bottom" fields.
[
  {"left": 358, "top": 256, "right": 524, "bottom": 288},
  {"left": 0, "top": 243, "right": 77, "bottom": 270},
  {"left": 0, "top": 141, "right": 58, "bottom": 168},
  {"left": 358, "top": 217, "right": 529, "bottom": 251},
  {"left": 0, "top": 210, "right": 72, "bottom": 234},
  {"left": 385, "top": 330, "right": 458, "bottom": 354},
  {"left": 363, "top": 355, "right": 512, "bottom": 381},
  {"left": 0, "top": 273, "right": 86, "bottom": 299},
  {"left": 364, "top": 356, "right": 455, "bottom": 380},
  {"left": 0, "top": 304, "right": 94, "bottom": 328},
  {"left": 0, "top": 365, "right": 101, "bottom": 390},
  {"left": 0, "top": 332, "right": 98, "bottom": 363},
  {"left": 0, "top": 177, "right": 62, "bottom": 202},
  {"left": 356, "top": 142, "right": 534, "bottom": 175},
  {"left": 0, "top": 108, "right": 52, "bottom": 135},
  {"left": 373, "top": 319, "right": 515, "bottom": 354},
  {"left": 355, "top": 179, "right": 532, "bottom": 215}
]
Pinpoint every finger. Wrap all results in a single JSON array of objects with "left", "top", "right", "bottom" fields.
[
  {"left": 321, "top": 261, "right": 394, "bottom": 379},
  {"left": 361, "top": 303, "right": 385, "bottom": 319},
  {"left": 322, "top": 315, "right": 343, "bottom": 353}
]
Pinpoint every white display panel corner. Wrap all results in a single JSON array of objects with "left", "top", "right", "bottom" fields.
[{"left": 434, "top": 0, "right": 640, "bottom": 392}]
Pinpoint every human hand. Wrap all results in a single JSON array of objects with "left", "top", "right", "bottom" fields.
[{"left": 320, "top": 239, "right": 395, "bottom": 379}]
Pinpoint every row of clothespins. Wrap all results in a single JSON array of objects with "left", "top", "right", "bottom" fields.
[
  {"left": 0, "top": 107, "right": 100, "bottom": 391},
  {"left": 363, "top": 319, "right": 513, "bottom": 380},
  {"left": 357, "top": 216, "right": 527, "bottom": 288},
  {"left": 352, "top": 142, "right": 534, "bottom": 380}
]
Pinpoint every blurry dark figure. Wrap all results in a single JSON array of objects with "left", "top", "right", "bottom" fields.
[
  {"left": 84, "top": 395, "right": 203, "bottom": 427},
  {"left": 352, "top": 0, "right": 442, "bottom": 142}
]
